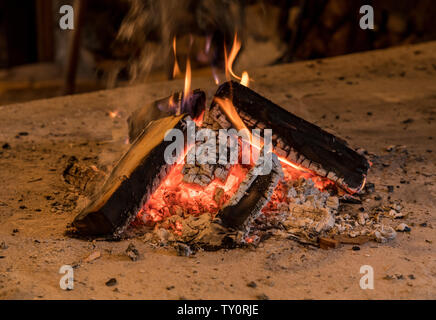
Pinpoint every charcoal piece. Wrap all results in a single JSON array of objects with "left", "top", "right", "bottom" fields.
[
  {"left": 73, "top": 115, "right": 192, "bottom": 237},
  {"left": 213, "top": 81, "right": 370, "bottom": 193},
  {"left": 218, "top": 152, "right": 283, "bottom": 232}
]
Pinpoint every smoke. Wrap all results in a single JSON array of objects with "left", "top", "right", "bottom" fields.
[{"left": 115, "top": 0, "right": 243, "bottom": 82}]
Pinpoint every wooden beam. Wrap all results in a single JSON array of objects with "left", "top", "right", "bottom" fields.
[
  {"left": 35, "top": 0, "right": 54, "bottom": 62},
  {"left": 63, "top": 0, "right": 87, "bottom": 95}
]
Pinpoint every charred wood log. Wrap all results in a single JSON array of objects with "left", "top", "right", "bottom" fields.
[
  {"left": 218, "top": 152, "right": 283, "bottom": 232},
  {"left": 127, "top": 89, "right": 205, "bottom": 142},
  {"left": 213, "top": 81, "right": 370, "bottom": 193},
  {"left": 73, "top": 115, "right": 193, "bottom": 237}
]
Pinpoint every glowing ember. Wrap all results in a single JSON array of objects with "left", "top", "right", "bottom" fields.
[{"left": 136, "top": 162, "right": 249, "bottom": 226}]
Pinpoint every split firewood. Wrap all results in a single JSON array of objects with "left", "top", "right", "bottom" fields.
[
  {"left": 218, "top": 151, "right": 284, "bottom": 232},
  {"left": 73, "top": 114, "right": 193, "bottom": 237},
  {"left": 213, "top": 81, "right": 370, "bottom": 193}
]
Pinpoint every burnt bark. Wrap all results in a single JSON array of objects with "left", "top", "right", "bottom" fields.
[
  {"left": 213, "top": 81, "right": 370, "bottom": 192},
  {"left": 73, "top": 115, "right": 192, "bottom": 237},
  {"left": 218, "top": 152, "right": 283, "bottom": 231}
]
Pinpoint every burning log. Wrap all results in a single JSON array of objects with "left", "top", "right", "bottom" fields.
[
  {"left": 218, "top": 152, "right": 283, "bottom": 232},
  {"left": 213, "top": 81, "right": 370, "bottom": 193},
  {"left": 73, "top": 114, "right": 193, "bottom": 237},
  {"left": 127, "top": 89, "right": 205, "bottom": 142},
  {"left": 191, "top": 152, "right": 283, "bottom": 250}
]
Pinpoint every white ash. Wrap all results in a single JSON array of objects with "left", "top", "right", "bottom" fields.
[
  {"left": 395, "top": 223, "right": 411, "bottom": 232},
  {"left": 249, "top": 177, "right": 338, "bottom": 243},
  {"left": 287, "top": 178, "right": 334, "bottom": 209},
  {"left": 373, "top": 225, "right": 397, "bottom": 243},
  {"left": 148, "top": 214, "right": 213, "bottom": 245},
  {"left": 182, "top": 141, "right": 231, "bottom": 187}
]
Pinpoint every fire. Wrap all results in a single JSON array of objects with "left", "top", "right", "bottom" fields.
[
  {"left": 241, "top": 71, "right": 250, "bottom": 87},
  {"left": 172, "top": 37, "right": 181, "bottom": 78},
  {"left": 134, "top": 35, "right": 339, "bottom": 234},
  {"left": 212, "top": 67, "right": 220, "bottom": 85},
  {"left": 214, "top": 96, "right": 310, "bottom": 174},
  {"left": 184, "top": 58, "right": 192, "bottom": 100},
  {"left": 136, "top": 162, "right": 249, "bottom": 225},
  {"left": 225, "top": 33, "right": 250, "bottom": 87},
  {"left": 108, "top": 110, "right": 120, "bottom": 119},
  {"left": 214, "top": 97, "right": 248, "bottom": 134}
]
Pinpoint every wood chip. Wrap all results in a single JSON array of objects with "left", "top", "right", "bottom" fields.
[
  {"left": 319, "top": 237, "right": 339, "bottom": 249},
  {"left": 83, "top": 251, "right": 101, "bottom": 263}
]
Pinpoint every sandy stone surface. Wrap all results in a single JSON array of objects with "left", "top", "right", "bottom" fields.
[{"left": 0, "top": 42, "right": 435, "bottom": 299}]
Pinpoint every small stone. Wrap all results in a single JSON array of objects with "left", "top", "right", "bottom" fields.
[
  {"left": 396, "top": 223, "right": 411, "bottom": 232},
  {"left": 247, "top": 281, "right": 257, "bottom": 288},
  {"left": 0, "top": 241, "right": 7, "bottom": 250},
  {"left": 2, "top": 143, "right": 11, "bottom": 150},
  {"left": 105, "top": 278, "right": 117, "bottom": 287},
  {"left": 256, "top": 293, "right": 269, "bottom": 300},
  {"left": 176, "top": 243, "right": 192, "bottom": 257},
  {"left": 125, "top": 243, "right": 140, "bottom": 261},
  {"left": 365, "top": 182, "right": 375, "bottom": 193},
  {"left": 387, "top": 186, "right": 394, "bottom": 193},
  {"left": 166, "top": 285, "right": 175, "bottom": 290},
  {"left": 386, "top": 145, "right": 395, "bottom": 152},
  {"left": 352, "top": 246, "right": 360, "bottom": 251},
  {"left": 408, "top": 274, "right": 415, "bottom": 280},
  {"left": 389, "top": 209, "right": 405, "bottom": 219}
]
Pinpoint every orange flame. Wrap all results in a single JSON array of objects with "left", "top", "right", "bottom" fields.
[
  {"left": 184, "top": 58, "right": 191, "bottom": 100},
  {"left": 214, "top": 97, "right": 248, "bottom": 133},
  {"left": 241, "top": 71, "right": 250, "bottom": 87},
  {"left": 226, "top": 34, "right": 242, "bottom": 81},
  {"left": 172, "top": 37, "right": 181, "bottom": 78},
  {"left": 225, "top": 33, "right": 250, "bottom": 87},
  {"left": 214, "top": 96, "right": 308, "bottom": 173}
]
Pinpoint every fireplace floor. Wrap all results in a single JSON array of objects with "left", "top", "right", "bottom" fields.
[{"left": 0, "top": 42, "right": 435, "bottom": 300}]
